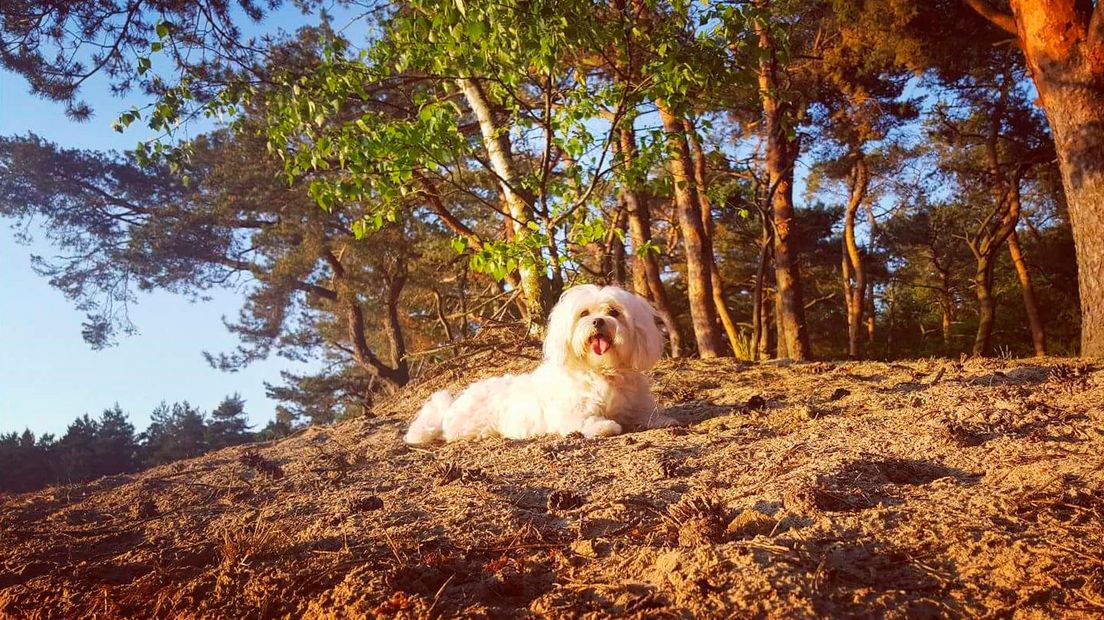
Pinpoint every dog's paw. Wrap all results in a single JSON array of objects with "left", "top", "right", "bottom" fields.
[{"left": 580, "top": 418, "right": 623, "bottom": 438}]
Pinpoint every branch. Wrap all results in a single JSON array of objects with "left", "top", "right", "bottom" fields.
[
  {"left": 962, "top": 0, "right": 1019, "bottom": 36},
  {"left": 414, "top": 171, "right": 484, "bottom": 249},
  {"left": 804, "top": 292, "right": 836, "bottom": 310}
]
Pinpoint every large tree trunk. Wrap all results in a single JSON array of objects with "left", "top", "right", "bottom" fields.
[
  {"left": 684, "top": 117, "right": 742, "bottom": 356},
  {"left": 757, "top": 24, "right": 812, "bottom": 360},
  {"left": 457, "top": 77, "right": 550, "bottom": 330},
  {"left": 656, "top": 102, "right": 723, "bottom": 357},
  {"left": 842, "top": 152, "right": 869, "bottom": 359},
  {"left": 617, "top": 126, "right": 683, "bottom": 357},
  {"left": 969, "top": 1, "right": 1104, "bottom": 356},
  {"left": 1007, "top": 229, "right": 1047, "bottom": 356},
  {"left": 1037, "top": 89, "right": 1104, "bottom": 357}
]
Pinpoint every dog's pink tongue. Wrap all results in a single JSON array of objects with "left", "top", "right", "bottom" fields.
[{"left": 591, "top": 335, "right": 611, "bottom": 356}]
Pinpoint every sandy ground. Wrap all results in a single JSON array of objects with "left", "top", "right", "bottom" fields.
[{"left": 2, "top": 345, "right": 1103, "bottom": 618}]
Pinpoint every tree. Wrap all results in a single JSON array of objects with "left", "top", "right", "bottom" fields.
[
  {"left": 962, "top": 0, "right": 1104, "bottom": 356},
  {"left": 207, "top": 394, "right": 252, "bottom": 450},
  {"left": 94, "top": 404, "right": 140, "bottom": 477},
  {"left": 141, "top": 401, "right": 209, "bottom": 466},
  {"left": 0, "top": 430, "right": 56, "bottom": 492},
  {"left": 743, "top": 1, "right": 818, "bottom": 359},
  {"left": 882, "top": 204, "right": 974, "bottom": 353},
  {"left": 927, "top": 56, "right": 1053, "bottom": 356},
  {"left": 55, "top": 414, "right": 100, "bottom": 483},
  {"left": 2, "top": 0, "right": 1088, "bottom": 370},
  {"left": 0, "top": 0, "right": 320, "bottom": 122},
  {"left": 657, "top": 102, "right": 724, "bottom": 357},
  {"left": 802, "top": 5, "right": 919, "bottom": 359},
  {"left": 257, "top": 409, "right": 296, "bottom": 441}
]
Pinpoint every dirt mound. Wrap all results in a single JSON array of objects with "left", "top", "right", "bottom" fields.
[{"left": 3, "top": 357, "right": 1104, "bottom": 618}]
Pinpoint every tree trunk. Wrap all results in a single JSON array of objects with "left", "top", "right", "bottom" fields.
[
  {"left": 842, "top": 153, "right": 869, "bottom": 359},
  {"left": 865, "top": 284, "right": 876, "bottom": 345},
  {"left": 684, "top": 117, "right": 742, "bottom": 356},
  {"left": 884, "top": 280, "right": 897, "bottom": 358},
  {"left": 617, "top": 125, "right": 683, "bottom": 357},
  {"left": 940, "top": 297, "right": 953, "bottom": 347},
  {"left": 972, "top": 256, "right": 997, "bottom": 357},
  {"left": 757, "top": 23, "right": 812, "bottom": 360},
  {"left": 1007, "top": 229, "right": 1047, "bottom": 356},
  {"left": 656, "top": 102, "right": 722, "bottom": 358},
  {"left": 383, "top": 274, "right": 410, "bottom": 377},
  {"left": 775, "top": 285, "right": 789, "bottom": 359},
  {"left": 457, "top": 77, "right": 550, "bottom": 330},
  {"left": 751, "top": 224, "right": 772, "bottom": 361},
  {"left": 931, "top": 245, "right": 954, "bottom": 348},
  {"left": 612, "top": 208, "right": 628, "bottom": 287},
  {"left": 758, "top": 288, "right": 773, "bottom": 360},
  {"left": 938, "top": 280, "right": 954, "bottom": 349},
  {"left": 629, "top": 225, "right": 650, "bottom": 298},
  {"left": 972, "top": 1, "right": 1104, "bottom": 356}
]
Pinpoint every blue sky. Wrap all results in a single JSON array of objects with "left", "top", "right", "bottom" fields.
[{"left": 0, "top": 3, "right": 374, "bottom": 437}]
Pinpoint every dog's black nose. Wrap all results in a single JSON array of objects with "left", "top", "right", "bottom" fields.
[{"left": 592, "top": 317, "right": 605, "bottom": 328}]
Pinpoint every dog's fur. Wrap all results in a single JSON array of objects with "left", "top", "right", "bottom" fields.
[{"left": 404, "top": 284, "right": 675, "bottom": 443}]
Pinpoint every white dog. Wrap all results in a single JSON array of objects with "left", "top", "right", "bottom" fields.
[{"left": 404, "top": 284, "right": 676, "bottom": 444}]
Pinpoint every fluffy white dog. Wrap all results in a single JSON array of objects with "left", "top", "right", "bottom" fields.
[{"left": 404, "top": 284, "right": 676, "bottom": 444}]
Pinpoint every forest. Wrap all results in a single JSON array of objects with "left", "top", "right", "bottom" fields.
[
  {"left": 2, "top": 0, "right": 1100, "bottom": 428},
  {"left": 0, "top": 395, "right": 292, "bottom": 493}
]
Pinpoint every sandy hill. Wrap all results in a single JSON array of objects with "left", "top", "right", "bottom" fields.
[{"left": 2, "top": 352, "right": 1103, "bottom": 618}]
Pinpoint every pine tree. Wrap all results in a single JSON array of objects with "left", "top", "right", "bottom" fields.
[
  {"left": 56, "top": 415, "right": 99, "bottom": 483},
  {"left": 207, "top": 394, "right": 252, "bottom": 450},
  {"left": 94, "top": 405, "right": 139, "bottom": 477}
]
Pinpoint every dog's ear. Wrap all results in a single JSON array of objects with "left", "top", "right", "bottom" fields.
[{"left": 618, "top": 290, "right": 664, "bottom": 370}]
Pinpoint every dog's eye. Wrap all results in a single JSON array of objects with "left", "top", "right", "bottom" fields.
[
  {"left": 607, "top": 308, "right": 620, "bottom": 318},
  {"left": 579, "top": 310, "right": 590, "bottom": 318}
]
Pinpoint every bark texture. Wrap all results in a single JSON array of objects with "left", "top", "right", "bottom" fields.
[
  {"left": 758, "top": 24, "right": 812, "bottom": 360},
  {"left": 656, "top": 102, "right": 723, "bottom": 358}
]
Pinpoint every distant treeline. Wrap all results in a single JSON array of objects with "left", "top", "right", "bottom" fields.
[{"left": 0, "top": 395, "right": 292, "bottom": 494}]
